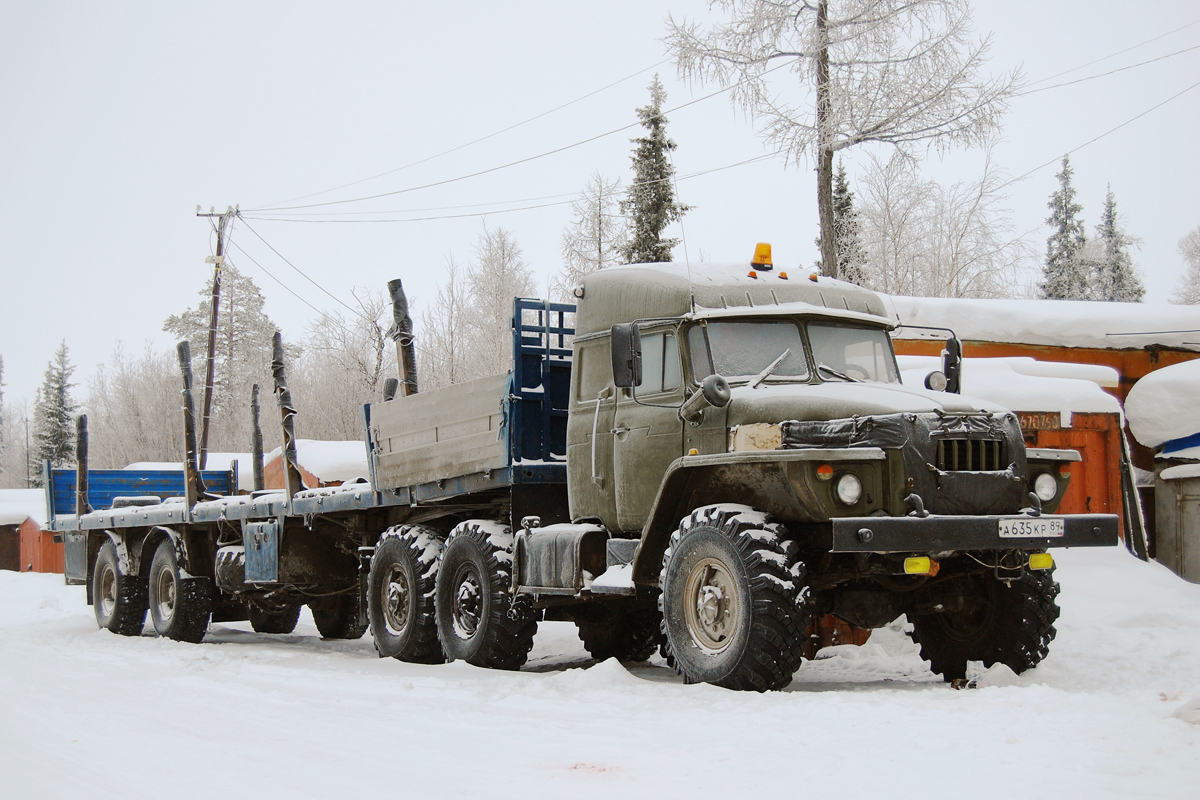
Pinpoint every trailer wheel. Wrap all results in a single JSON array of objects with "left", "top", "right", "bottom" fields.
[
  {"left": 309, "top": 594, "right": 367, "bottom": 640},
  {"left": 575, "top": 607, "right": 661, "bottom": 662},
  {"left": 147, "top": 539, "right": 212, "bottom": 643},
  {"left": 368, "top": 526, "right": 446, "bottom": 663},
  {"left": 92, "top": 539, "right": 147, "bottom": 636},
  {"left": 909, "top": 564, "right": 1060, "bottom": 682},
  {"left": 249, "top": 603, "right": 301, "bottom": 634},
  {"left": 659, "top": 505, "right": 809, "bottom": 691},
  {"left": 435, "top": 520, "right": 537, "bottom": 670}
]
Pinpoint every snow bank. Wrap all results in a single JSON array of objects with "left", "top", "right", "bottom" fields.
[
  {"left": 0, "top": 488, "right": 48, "bottom": 527},
  {"left": 898, "top": 356, "right": 1120, "bottom": 423},
  {"left": 1125, "top": 360, "right": 1200, "bottom": 449},
  {"left": 888, "top": 295, "right": 1200, "bottom": 351},
  {"left": 264, "top": 440, "right": 369, "bottom": 483}
]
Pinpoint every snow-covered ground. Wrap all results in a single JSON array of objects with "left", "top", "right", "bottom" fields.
[{"left": 2, "top": 546, "right": 1197, "bottom": 799}]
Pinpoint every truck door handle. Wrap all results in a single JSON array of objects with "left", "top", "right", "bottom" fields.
[{"left": 611, "top": 427, "right": 630, "bottom": 438}]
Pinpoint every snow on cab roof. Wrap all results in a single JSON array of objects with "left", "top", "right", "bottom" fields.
[{"left": 887, "top": 295, "right": 1200, "bottom": 351}]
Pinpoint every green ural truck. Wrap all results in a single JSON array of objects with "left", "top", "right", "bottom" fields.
[{"left": 51, "top": 253, "right": 1119, "bottom": 691}]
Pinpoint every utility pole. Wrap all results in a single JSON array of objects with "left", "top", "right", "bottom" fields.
[{"left": 195, "top": 205, "right": 238, "bottom": 470}]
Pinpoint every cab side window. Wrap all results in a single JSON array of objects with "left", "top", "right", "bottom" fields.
[{"left": 637, "top": 332, "right": 680, "bottom": 394}]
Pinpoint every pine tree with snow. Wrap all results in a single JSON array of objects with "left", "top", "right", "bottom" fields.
[
  {"left": 32, "top": 340, "right": 77, "bottom": 480},
  {"left": 829, "top": 159, "right": 867, "bottom": 284},
  {"left": 621, "top": 76, "right": 689, "bottom": 264},
  {"left": 1170, "top": 225, "right": 1200, "bottom": 304},
  {"left": 1040, "top": 156, "right": 1089, "bottom": 300},
  {"left": 1092, "top": 186, "right": 1144, "bottom": 302}
]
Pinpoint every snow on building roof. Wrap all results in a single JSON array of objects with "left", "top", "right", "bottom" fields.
[
  {"left": 1125, "top": 359, "right": 1200, "bottom": 449},
  {"left": 898, "top": 355, "right": 1121, "bottom": 424},
  {"left": 0, "top": 489, "right": 47, "bottom": 527},
  {"left": 124, "top": 453, "right": 257, "bottom": 492},
  {"left": 263, "top": 440, "right": 369, "bottom": 483},
  {"left": 886, "top": 296, "right": 1200, "bottom": 352}
]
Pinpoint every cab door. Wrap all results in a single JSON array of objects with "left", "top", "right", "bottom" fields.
[
  {"left": 612, "top": 329, "right": 684, "bottom": 532},
  {"left": 566, "top": 336, "right": 619, "bottom": 529}
]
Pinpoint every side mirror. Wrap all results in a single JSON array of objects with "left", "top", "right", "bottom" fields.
[
  {"left": 942, "top": 336, "right": 962, "bottom": 394},
  {"left": 611, "top": 323, "right": 642, "bottom": 389}
]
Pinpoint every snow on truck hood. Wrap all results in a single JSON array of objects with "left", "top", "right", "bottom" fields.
[{"left": 725, "top": 380, "right": 1006, "bottom": 426}]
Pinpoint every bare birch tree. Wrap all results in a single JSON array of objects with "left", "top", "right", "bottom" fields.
[
  {"left": 86, "top": 343, "right": 184, "bottom": 468},
  {"left": 465, "top": 225, "right": 534, "bottom": 377},
  {"left": 1170, "top": 225, "right": 1200, "bottom": 305},
  {"left": 418, "top": 255, "right": 471, "bottom": 390},
  {"left": 667, "top": 0, "right": 1018, "bottom": 279},
  {"left": 857, "top": 151, "right": 1031, "bottom": 298},
  {"left": 553, "top": 172, "right": 627, "bottom": 301}
]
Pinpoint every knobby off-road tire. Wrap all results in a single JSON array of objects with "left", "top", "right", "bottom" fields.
[
  {"left": 660, "top": 504, "right": 810, "bottom": 692},
  {"left": 575, "top": 607, "right": 661, "bottom": 662},
  {"left": 909, "top": 565, "right": 1061, "bottom": 682},
  {"left": 309, "top": 593, "right": 367, "bottom": 640},
  {"left": 368, "top": 525, "right": 445, "bottom": 663},
  {"left": 93, "top": 539, "right": 148, "bottom": 636},
  {"left": 435, "top": 520, "right": 537, "bottom": 671},
  {"left": 248, "top": 603, "right": 301, "bottom": 634},
  {"left": 148, "top": 539, "right": 213, "bottom": 643}
]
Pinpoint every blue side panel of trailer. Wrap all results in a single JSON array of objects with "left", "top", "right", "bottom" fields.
[{"left": 47, "top": 467, "right": 237, "bottom": 518}]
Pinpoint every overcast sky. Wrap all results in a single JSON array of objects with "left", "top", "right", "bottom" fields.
[{"left": 2, "top": 1, "right": 1198, "bottom": 402}]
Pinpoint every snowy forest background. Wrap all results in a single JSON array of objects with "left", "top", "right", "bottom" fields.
[{"left": 2, "top": 0, "right": 1199, "bottom": 487}]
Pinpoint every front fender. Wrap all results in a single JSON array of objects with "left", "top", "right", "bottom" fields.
[{"left": 630, "top": 448, "right": 886, "bottom": 587}]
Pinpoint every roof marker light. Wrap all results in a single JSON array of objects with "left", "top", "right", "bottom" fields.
[
  {"left": 748, "top": 270, "right": 758, "bottom": 279},
  {"left": 808, "top": 273, "right": 819, "bottom": 282},
  {"left": 778, "top": 272, "right": 788, "bottom": 280}
]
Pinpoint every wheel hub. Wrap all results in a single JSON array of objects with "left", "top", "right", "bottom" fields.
[
  {"left": 155, "top": 569, "right": 176, "bottom": 622},
  {"left": 382, "top": 566, "right": 411, "bottom": 635},
  {"left": 684, "top": 558, "right": 739, "bottom": 654},
  {"left": 452, "top": 570, "right": 482, "bottom": 638},
  {"left": 98, "top": 564, "right": 117, "bottom": 618}
]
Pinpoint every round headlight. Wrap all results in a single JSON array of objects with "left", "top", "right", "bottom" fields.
[
  {"left": 924, "top": 371, "right": 948, "bottom": 391},
  {"left": 1033, "top": 472, "right": 1058, "bottom": 502},
  {"left": 835, "top": 473, "right": 863, "bottom": 505}
]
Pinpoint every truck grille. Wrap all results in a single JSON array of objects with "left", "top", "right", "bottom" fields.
[{"left": 936, "top": 439, "right": 1005, "bottom": 471}]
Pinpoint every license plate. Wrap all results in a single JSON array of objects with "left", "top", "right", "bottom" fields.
[{"left": 999, "top": 517, "right": 1064, "bottom": 538}]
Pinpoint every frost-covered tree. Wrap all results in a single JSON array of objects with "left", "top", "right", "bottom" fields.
[
  {"left": 668, "top": 0, "right": 1018, "bottom": 280},
  {"left": 0, "top": 401, "right": 33, "bottom": 489},
  {"left": 553, "top": 172, "right": 627, "bottom": 299},
  {"left": 87, "top": 343, "right": 184, "bottom": 468},
  {"left": 858, "top": 151, "right": 1031, "bottom": 298},
  {"left": 1040, "top": 156, "right": 1089, "bottom": 300},
  {"left": 1092, "top": 187, "right": 1143, "bottom": 302},
  {"left": 1169, "top": 225, "right": 1200, "bottom": 305},
  {"left": 621, "top": 76, "right": 689, "bottom": 264},
  {"left": 163, "top": 263, "right": 286, "bottom": 452},
  {"left": 826, "top": 159, "right": 867, "bottom": 283},
  {"left": 419, "top": 255, "right": 471, "bottom": 390},
  {"left": 33, "top": 340, "right": 77, "bottom": 479},
  {"left": 466, "top": 225, "right": 535, "bottom": 376},
  {"left": 292, "top": 287, "right": 395, "bottom": 441},
  {"left": 0, "top": 354, "right": 5, "bottom": 479}
]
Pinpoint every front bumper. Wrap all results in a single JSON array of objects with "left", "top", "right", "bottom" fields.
[{"left": 823, "top": 513, "right": 1119, "bottom": 553}]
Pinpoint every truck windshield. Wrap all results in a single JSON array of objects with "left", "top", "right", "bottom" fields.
[
  {"left": 687, "top": 320, "right": 810, "bottom": 384},
  {"left": 807, "top": 322, "right": 900, "bottom": 383}
]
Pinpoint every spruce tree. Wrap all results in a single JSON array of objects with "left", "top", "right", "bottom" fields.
[
  {"left": 830, "top": 159, "right": 867, "bottom": 284},
  {"left": 1040, "top": 156, "right": 1089, "bottom": 300},
  {"left": 33, "top": 340, "right": 77, "bottom": 479},
  {"left": 1093, "top": 186, "right": 1144, "bottom": 302},
  {"left": 621, "top": 76, "right": 689, "bottom": 264}
]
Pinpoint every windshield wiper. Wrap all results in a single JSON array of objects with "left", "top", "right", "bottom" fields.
[
  {"left": 750, "top": 348, "right": 792, "bottom": 389},
  {"left": 817, "top": 363, "right": 857, "bottom": 382}
]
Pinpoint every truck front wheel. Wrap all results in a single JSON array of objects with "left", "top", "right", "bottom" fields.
[
  {"left": 93, "top": 539, "right": 147, "bottom": 636},
  {"left": 909, "top": 564, "right": 1060, "bottom": 682},
  {"left": 435, "top": 520, "right": 537, "bottom": 670},
  {"left": 148, "top": 539, "right": 212, "bottom": 643},
  {"left": 368, "top": 526, "right": 446, "bottom": 663},
  {"left": 660, "top": 505, "right": 810, "bottom": 691}
]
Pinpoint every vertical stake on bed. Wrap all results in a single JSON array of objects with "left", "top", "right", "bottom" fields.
[
  {"left": 176, "top": 341, "right": 206, "bottom": 521},
  {"left": 272, "top": 331, "right": 303, "bottom": 515},
  {"left": 74, "top": 414, "right": 89, "bottom": 517},
  {"left": 250, "top": 384, "right": 265, "bottom": 492},
  {"left": 387, "top": 278, "right": 419, "bottom": 396}
]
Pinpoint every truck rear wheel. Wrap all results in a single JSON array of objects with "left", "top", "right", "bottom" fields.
[
  {"left": 93, "top": 539, "right": 147, "bottom": 636},
  {"left": 148, "top": 539, "right": 212, "bottom": 643},
  {"left": 575, "top": 607, "right": 660, "bottom": 662},
  {"left": 909, "top": 565, "right": 1060, "bottom": 682},
  {"left": 435, "top": 520, "right": 537, "bottom": 670},
  {"left": 249, "top": 603, "right": 301, "bottom": 634},
  {"left": 368, "top": 526, "right": 446, "bottom": 663},
  {"left": 309, "top": 594, "right": 367, "bottom": 640},
  {"left": 660, "top": 505, "right": 809, "bottom": 691}
]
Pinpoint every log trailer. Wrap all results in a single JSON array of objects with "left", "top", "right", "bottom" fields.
[{"left": 49, "top": 251, "right": 1120, "bottom": 690}]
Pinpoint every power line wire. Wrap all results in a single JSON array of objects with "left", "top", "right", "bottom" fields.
[
  {"left": 1018, "top": 43, "right": 1200, "bottom": 96},
  {"left": 237, "top": 218, "right": 366, "bottom": 320},
  {"left": 1025, "top": 17, "right": 1200, "bottom": 86},
  {"left": 254, "top": 58, "right": 672, "bottom": 209}
]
